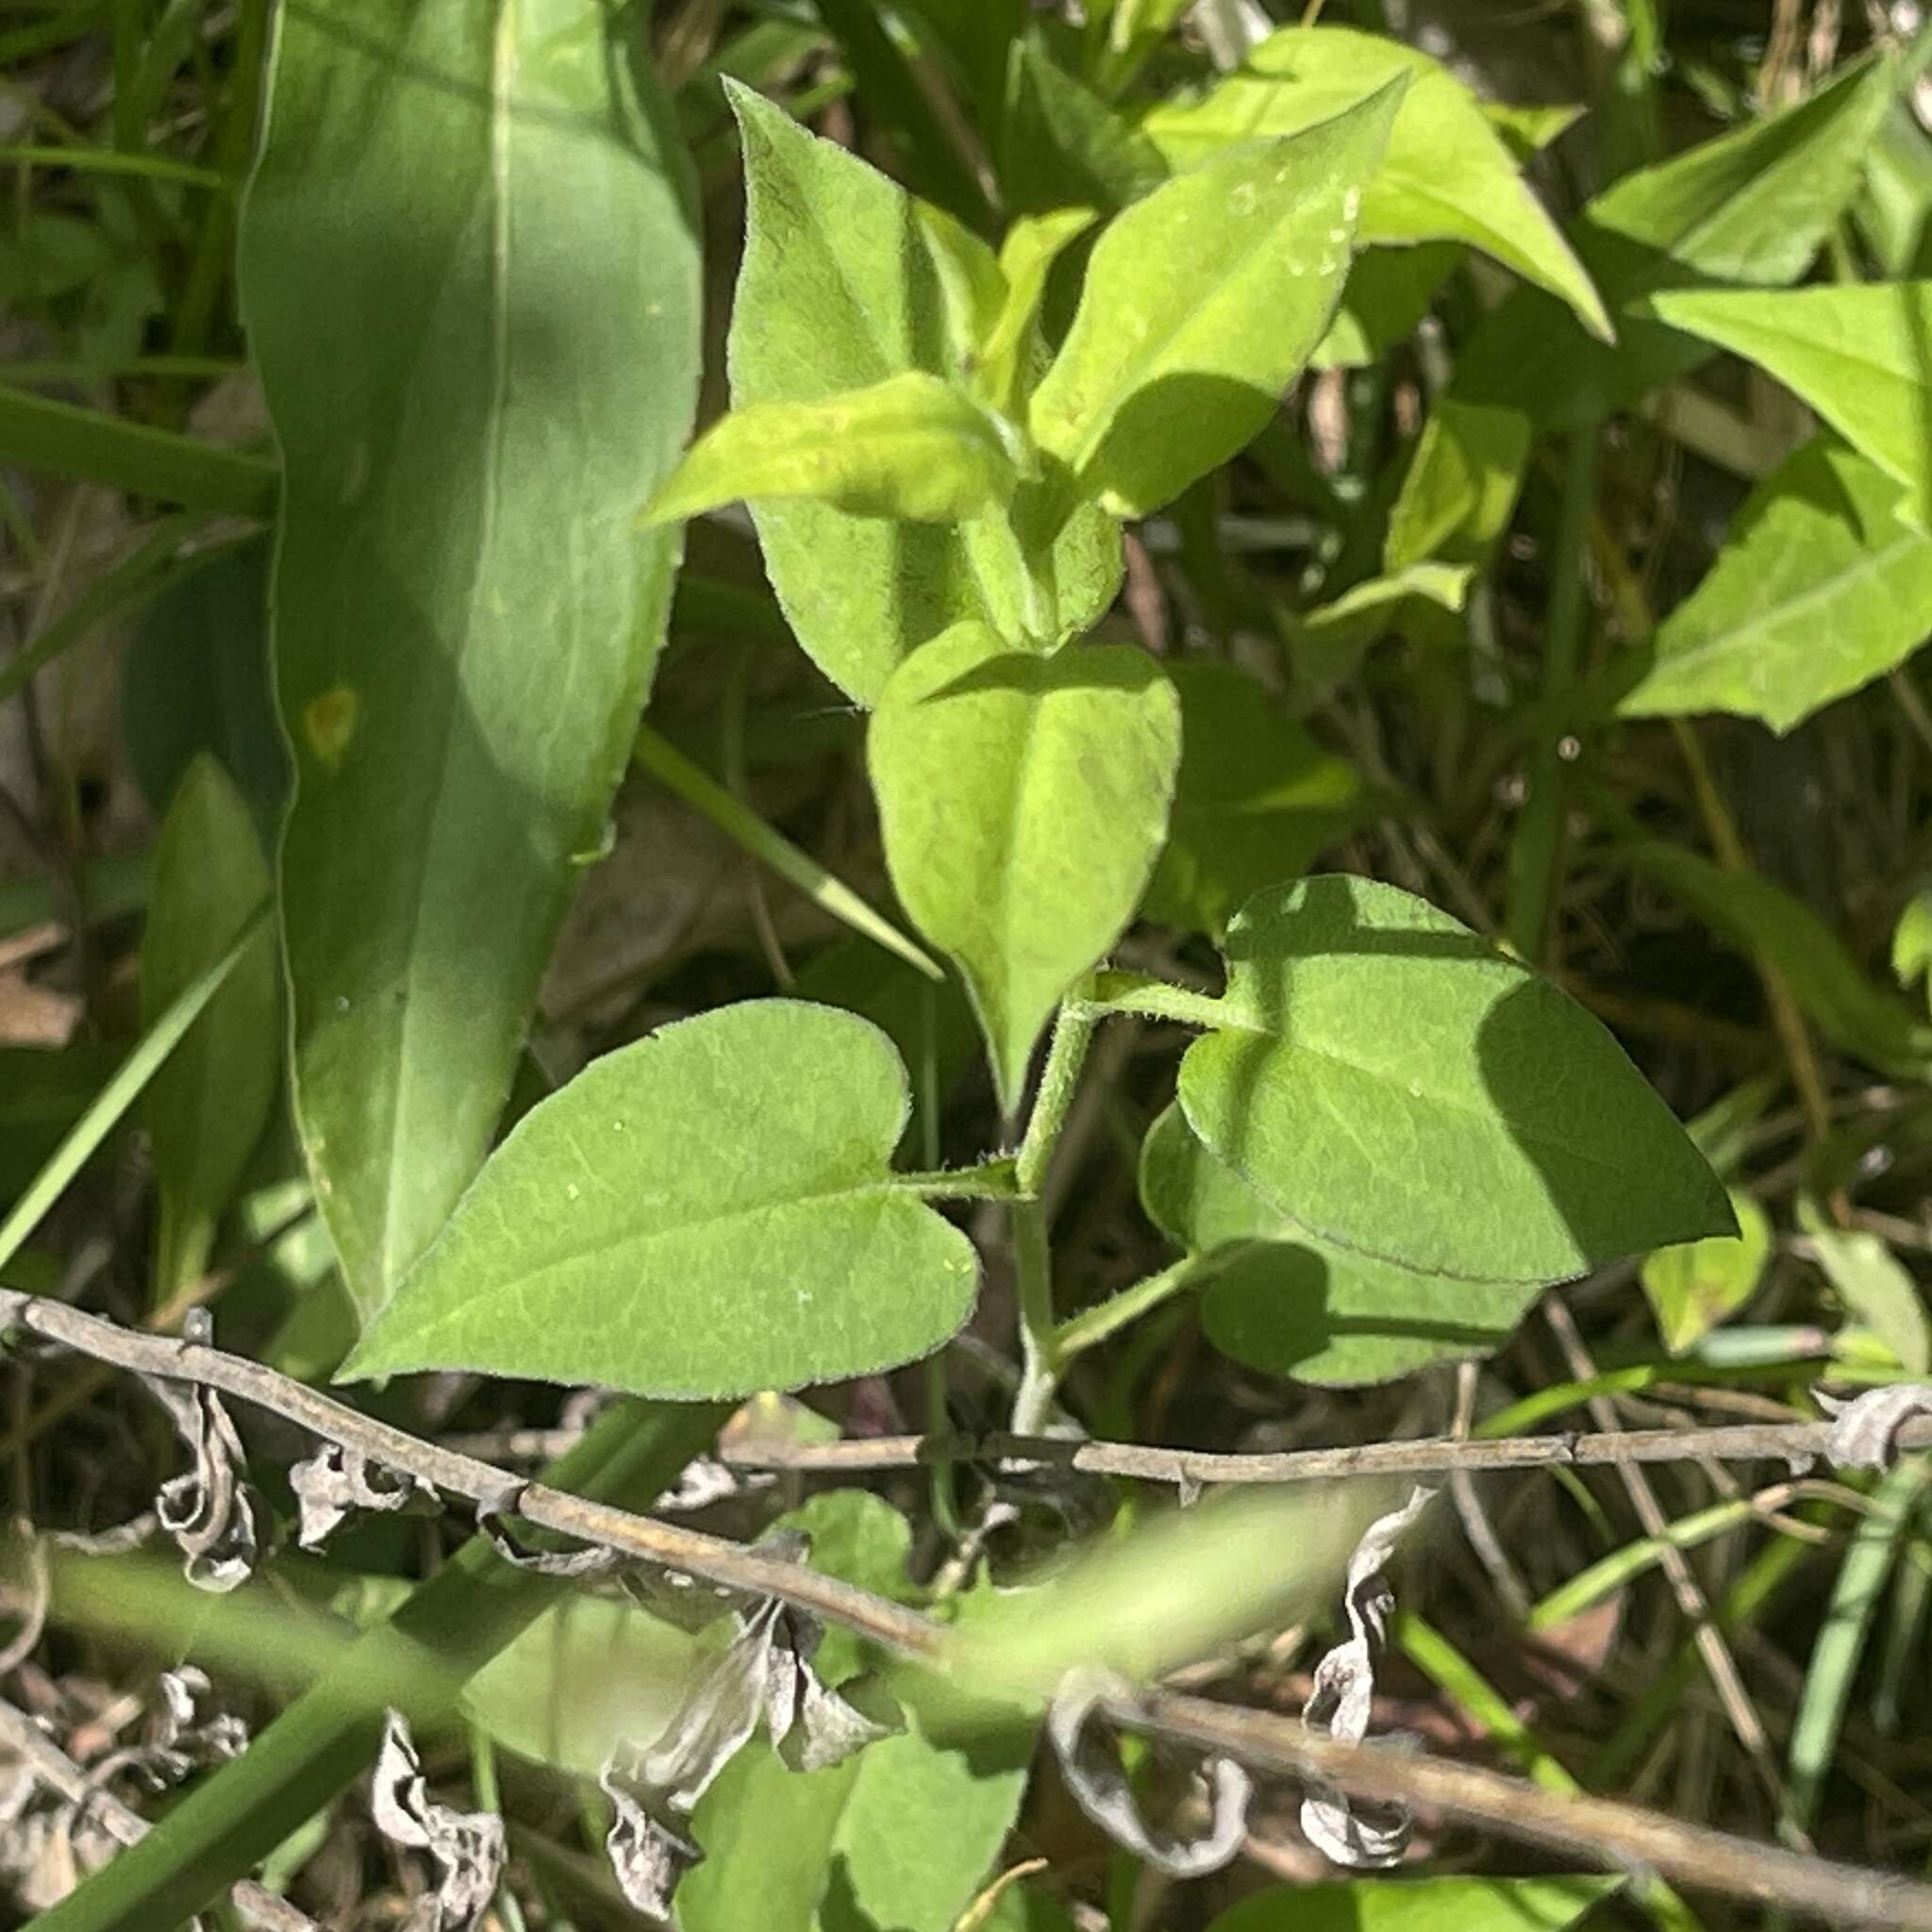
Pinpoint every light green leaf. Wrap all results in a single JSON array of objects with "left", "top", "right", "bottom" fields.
[
  {"left": 1144, "top": 26, "right": 1608, "bottom": 337},
  {"left": 726, "top": 82, "right": 1119, "bottom": 702},
  {"left": 239, "top": 0, "right": 700, "bottom": 1318},
  {"left": 1645, "top": 283, "right": 1932, "bottom": 527},
  {"left": 681, "top": 1713, "right": 1029, "bottom": 1932},
  {"left": 1642, "top": 1190, "right": 1773, "bottom": 1356},
  {"left": 981, "top": 207, "right": 1099, "bottom": 415},
  {"left": 1141, "top": 1104, "right": 1544, "bottom": 1386},
  {"left": 1279, "top": 560, "right": 1473, "bottom": 697},
  {"left": 1174, "top": 875, "right": 1733, "bottom": 1283},
  {"left": 140, "top": 757, "right": 278, "bottom": 1302},
  {"left": 1800, "top": 1201, "right": 1932, "bottom": 1374},
  {"left": 642, "top": 374, "right": 1020, "bottom": 528},
  {"left": 680, "top": 1489, "right": 1029, "bottom": 1932},
  {"left": 1143, "top": 660, "right": 1378, "bottom": 938},
  {"left": 1028, "top": 79, "right": 1405, "bottom": 519},
  {"left": 1455, "top": 53, "right": 1897, "bottom": 429},
  {"left": 1206, "top": 1874, "right": 1617, "bottom": 1932},
  {"left": 1483, "top": 101, "right": 1585, "bottom": 161},
  {"left": 1618, "top": 436, "right": 1932, "bottom": 732},
  {"left": 1893, "top": 886, "right": 1932, "bottom": 998},
  {"left": 1855, "top": 98, "right": 1932, "bottom": 279},
  {"left": 465, "top": 1595, "right": 707, "bottom": 1781},
  {"left": 340, "top": 1001, "right": 980, "bottom": 1399},
  {"left": 870, "top": 624, "right": 1181, "bottom": 1112},
  {"left": 1383, "top": 396, "right": 1532, "bottom": 575},
  {"left": 1620, "top": 840, "right": 1932, "bottom": 1081}
]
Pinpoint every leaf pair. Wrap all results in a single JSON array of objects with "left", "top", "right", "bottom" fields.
[{"left": 657, "top": 76, "right": 1406, "bottom": 701}]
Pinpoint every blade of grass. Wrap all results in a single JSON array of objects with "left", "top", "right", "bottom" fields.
[
  {"left": 0, "top": 385, "right": 276, "bottom": 514},
  {"left": 0, "top": 517, "right": 247, "bottom": 708},
  {"left": 633, "top": 721, "right": 943, "bottom": 980},
  {"left": 1774, "top": 1458, "right": 1929, "bottom": 1887},
  {"left": 1397, "top": 1608, "right": 1703, "bottom": 1932},
  {"left": 0, "top": 903, "right": 268, "bottom": 1278},
  {"left": 0, "top": 142, "right": 224, "bottom": 188}
]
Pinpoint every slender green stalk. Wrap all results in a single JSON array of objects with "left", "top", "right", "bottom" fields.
[
  {"left": 891, "top": 1159, "right": 1021, "bottom": 1201},
  {"left": 0, "top": 142, "right": 223, "bottom": 187},
  {"left": 469, "top": 1730, "right": 528, "bottom": 1932},
  {"left": 0, "top": 906, "right": 268, "bottom": 1279},
  {"left": 1504, "top": 425, "right": 1598, "bottom": 965},
  {"left": 1010, "top": 1193, "right": 1058, "bottom": 1433},
  {"left": 26, "top": 1400, "right": 725, "bottom": 1932},
  {"left": 632, "top": 724, "right": 941, "bottom": 981},
  {"left": 1007, "top": 998, "right": 1100, "bottom": 1429},
  {"left": 1052, "top": 1252, "right": 1222, "bottom": 1362},
  {"left": 1082, "top": 971, "right": 1224, "bottom": 1031},
  {"left": 1015, "top": 1000, "right": 1096, "bottom": 1195}
]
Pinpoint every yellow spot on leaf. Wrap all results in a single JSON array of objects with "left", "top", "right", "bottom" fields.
[{"left": 303, "top": 686, "right": 359, "bottom": 771}]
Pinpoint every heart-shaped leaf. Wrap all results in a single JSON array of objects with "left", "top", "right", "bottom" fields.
[
  {"left": 870, "top": 624, "right": 1180, "bottom": 1112},
  {"left": 341, "top": 1001, "right": 979, "bottom": 1399},
  {"left": 1174, "top": 875, "right": 1733, "bottom": 1283}
]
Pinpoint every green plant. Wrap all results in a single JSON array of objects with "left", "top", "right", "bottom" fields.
[{"left": 8, "top": 4, "right": 1932, "bottom": 1930}]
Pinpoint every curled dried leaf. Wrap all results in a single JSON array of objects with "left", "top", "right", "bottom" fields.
[
  {"left": 290, "top": 1442, "right": 436, "bottom": 1549},
  {"left": 477, "top": 1488, "right": 622, "bottom": 1577},
  {"left": 1815, "top": 1384, "right": 1932, "bottom": 1471},
  {"left": 371, "top": 1711, "right": 506, "bottom": 1932},
  {"left": 1298, "top": 1486, "right": 1433, "bottom": 1872},
  {"left": 1048, "top": 1666, "right": 1253, "bottom": 1878},
  {"left": 601, "top": 1750, "right": 705, "bottom": 1919},
  {"left": 151, "top": 1668, "right": 247, "bottom": 1778},
  {"left": 597, "top": 1534, "right": 897, "bottom": 1918},
  {"left": 143, "top": 1373, "right": 258, "bottom": 1592}
]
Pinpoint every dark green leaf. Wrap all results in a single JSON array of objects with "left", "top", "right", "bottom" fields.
[
  {"left": 141, "top": 757, "right": 277, "bottom": 1301},
  {"left": 120, "top": 539, "right": 285, "bottom": 842},
  {"left": 1141, "top": 1104, "right": 1543, "bottom": 1386},
  {"left": 341, "top": 1001, "right": 979, "bottom": 1400},
  {"left": 870, "top": 624, "right": 1181, "bottom": 1111},
  {"left": 239, "top": 0, "right": 701, "bottom": 1316},
  {"left": 1175, "top": 875, "right": 1733, "bottom": 1282},
  {"left": 1619, "top": 840, "right": 1932, "bottom": 1081},
  {"left": 1143, "top": 660, "right": 1377, "bottom": 938},
  {"left": 1001, "top": 35, "right": 1168, "bottom": 217}
]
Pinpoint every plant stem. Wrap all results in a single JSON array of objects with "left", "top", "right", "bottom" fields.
[
  {"left": 893, "top": 1158, "right": 1021, "bottom": 1201},
  {"left": 1505, "top": 425, "right": 1598, "bottom": 965},
  {"left": 1010, "top": 1194, "right": 1058, "bottom": 1434},
  {"left": 1052, "top": 1252, "right": 1224, "bottom": 1362},
  {"left": 1008, "top": 1000, "right": 1098, "bottom": 1430},
  {"left": 1082, "top": 971, "right": 1224, "bottom": 1032},
  {"left": 1016, "top": 1000, "right": 1096, "bottom": 1196}
]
